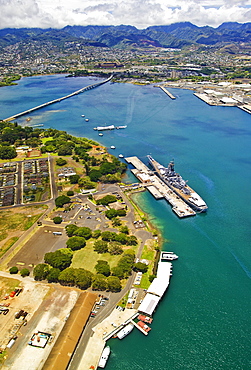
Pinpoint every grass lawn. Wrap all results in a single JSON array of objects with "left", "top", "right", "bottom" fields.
[
  {"left": 71, "top": 240, "right": 122, "bottom": 271},
  {"left": 0, "top": 276, "right": 20, "bottom": 297},
  {"left": 0, "top": 237, "right": 18, "bottom": 258}
]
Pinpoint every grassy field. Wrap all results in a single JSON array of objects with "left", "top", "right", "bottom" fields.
[
  {"left": 0, "top": 276, "right": 20, "bottom": 298},
  {"left": 0, "top": 205, "right": 47, "bottom": 258},
  {"left": 71, "top": 240, "right": 123, "bottom": 271}
]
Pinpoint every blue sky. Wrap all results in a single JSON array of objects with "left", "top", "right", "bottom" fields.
[{"left": 1, "top": 0, "right": 251, "bottom": 28}]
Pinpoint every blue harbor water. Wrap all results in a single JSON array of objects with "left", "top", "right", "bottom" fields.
[{"left": 1, "top": 75, "right": 251, "bottom": 369}]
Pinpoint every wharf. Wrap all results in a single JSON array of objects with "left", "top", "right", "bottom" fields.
[
  {"left": 157, "top": 86, "right": 176, "bottom": 99},
  {"left": 78, "top": 308, "right": 137, "bottom": 369},
  {"left": 125, "top": 156, "right": 195, "bottom": 218}
]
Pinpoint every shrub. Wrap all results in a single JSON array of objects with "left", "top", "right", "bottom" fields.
[
  {"left": 56, "top": 158, "right": 67, "bottom": 166},
  {"left": 20, "top": 268, "right": 30, "bottom": 277},
  {"left": 9, "top": 266, "right": 18, "bottom": 274},
  {"left": 53, "top": 216, "right": 62, "bottom": 224},
  {"left": 67, "top": 190, "right": 74, "bottom": 196}
]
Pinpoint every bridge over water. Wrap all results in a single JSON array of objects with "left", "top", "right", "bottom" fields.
[{"left": 4, "top": 75, "right": 113, "bottom": 122}]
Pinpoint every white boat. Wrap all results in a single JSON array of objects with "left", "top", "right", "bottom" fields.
[
  {"left": 99, "top": 133, "right": 103, "bottom": 136},
  {"left": 98, "top": 346, "right": 111, "bottom": 368},
  {"left": 118, "top": 154, "right": 124, "bottom": 158},
  {"left": 81, "top": 114, "right": 85, "bottom": 117},
  {"left": 161, "top": 252, "right": 178, "bottom": 260},
  {"left": 94, "top": 125, "right": 115, "bottom": 131},
  {"left": 117, "top": 323, "right": 134, "bottom": 339},
  {"left": 85, "top": 118, "right": 89, "bottom": 122},
  {"left": 116, "top": 125, "right": 127, "bottom": 129},
  {"left": 110, "top": 146, "right": 116, "bottom": 149}
]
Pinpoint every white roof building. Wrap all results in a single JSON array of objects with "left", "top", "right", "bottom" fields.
[{"left": 138, "top": 293, "right": 161, "bottom": 316}]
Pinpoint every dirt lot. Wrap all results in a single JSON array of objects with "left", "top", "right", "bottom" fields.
[
  {"left": 0, "top": 272, "right": 79, "bottom": 370},
  {"left": 7, "top": 226, "right": 68, "bottom": 273}
]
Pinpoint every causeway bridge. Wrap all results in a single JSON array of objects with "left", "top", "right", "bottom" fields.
[{"left": 4, "top": 75, "right": 113, "bottom": 122}]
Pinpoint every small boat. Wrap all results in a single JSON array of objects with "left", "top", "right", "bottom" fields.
[
  {"left": 94, "top": 125, "right": 115, "bottom": 131},
  {"left": 137, "top": 321, "right": 151, "bottom": 333},
  {"left": 99, "top": 133, "right": 103, "bottom": 136},
  {"left": 110, "top": 146, "right": 116, "bottom": 149},
  {"left": 138, "top": 314, "right": 153, "bottom": 324},
  {"left": 98, "top": 346, "right": 111, "bottom": 368},
  {"left": 81, "top": 114, "right": 85, "bottom": 117},
  {"left": 85, "top": 118, "right": 89, "bottom": 122},
  {"left": 117, "top": 323, "right": 134, "bottom": 339},
  {"left": 118, "top": 154, "right": 124, "bottom": 158},
  {"left": 161, "top": 252, "right": 178, "bottom": 260},
  {"left": 116, "top": 125, "right": 127, "bottom": 129}
]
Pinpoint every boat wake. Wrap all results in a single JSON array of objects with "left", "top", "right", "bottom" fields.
[{"left": 230, "top": 252, "right": 251, "bottom": 279}]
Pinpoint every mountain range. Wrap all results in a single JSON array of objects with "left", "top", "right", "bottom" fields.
[{"left": 0, "top": 22, "right": 251, "bottom": 49}]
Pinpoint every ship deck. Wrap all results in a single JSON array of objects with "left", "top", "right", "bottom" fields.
[{"left": 125, "top": 156, "right": 196, "bottom": 218}]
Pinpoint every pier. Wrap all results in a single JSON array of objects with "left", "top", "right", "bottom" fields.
[
  {"left": 4, "top": 75, "right": 113, "bottom": 121},
  {"left": 156, "top": 85, "right": 176, "bottom": 99},
  {"left": 125, "top": 156, "right": 195, "bottom": 218}
]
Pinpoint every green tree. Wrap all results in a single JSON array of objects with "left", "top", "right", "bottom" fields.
[
  {"left": 74, "top": 227, "right": 92, "bottom": 239},
  {"left": 92, "top": 230, "right": 101, "bottom": 239},
  {"left": 95, "top": 260, "right": 110, "bottom": 277},
  {"left": 111, "top": 266, "right": 125, "bottom": 279},
  {"left": 20, "top": 268, "right": 30, "bottom": 277},
  {"left": 74, "top": 268, "right": 93, "bottom": 290},
  {"left": 94, "top": 240, "right": 108, "bottom": 253},
  {"left": 69, "top": 174, "right": 80, "bottom": 184},
  {"left": 53, "top": 216, "right": 62, "bottom": 224},
  {"left": 108, "top": 242, "right": 123, "bottom": 255},
  {"left": 89, "top": 169, "right": 102, "bottom": 182},
  {"left": 67, "top": 190, "right": 74, "bottom": 196},
  {"left": 65, "top": 224, "right": 78, "bottom": 237},
  {"left": 92, "top": 274, "right": 107, "bottom": 291},
  {"left": 127, "top": 235, "right": 138, "bottom": 246},
  {"left": 47, "top": 268, "right": 60, "bottom": 283},
  {"left": 119, "top": 225, "right": 129, "bottom": 234},
  {"left": 105, "top": 209, "right": 118, "bottom": 219},
  {"left": 56, "top": 157, "right": 67, "bottom": 166},
  {"left": 58, "top": 267, "right": 76, "bottom": 286},
  {"left": 55, "top": 195, "right": 71, "bottom": 207},
  {"left": 66, "top": 236, "right": 86, "bottom": 251},
  {"left": 33, "top": 263, "right": 50, "bottom": 281},
  {"left": 112, "top": 217, "right": 121, "bottom": 227},
  {"left": 0, "top": 146, "right": 16, "bottom": 159},
  {"left": 44, "top": 250, "right": 72, "bottom": 270},
  {"left": 9, "top": 266, "right": 18, "bottom": 274},
  {"left": 107, "top": 276, "right": 122, "bottom": 292},
  {"left": 133, "top": 262, "right": 148, "bottom": 273},
  {"left": 96, "top": 195, "right": 117, "bottom": 206}
]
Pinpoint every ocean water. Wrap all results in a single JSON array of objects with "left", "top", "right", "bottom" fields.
[{"left": 1, "top": 75, "right": 251, "bottom": 369}]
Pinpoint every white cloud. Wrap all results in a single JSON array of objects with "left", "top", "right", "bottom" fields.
[{"left": 0, "top": 0, "right": 251, "bottom": 28}]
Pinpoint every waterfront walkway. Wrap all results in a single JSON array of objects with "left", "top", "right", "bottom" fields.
[{"left": 4, "top": 75, "right": 113, "bottom": 121}]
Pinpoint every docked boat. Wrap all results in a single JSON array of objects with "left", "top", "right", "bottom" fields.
[
  {"left": 116, "top": 125, "right": 127, "bottom": 129},
  {"left": 137, "top": 321, "right": 151, "bottom": 333},
  {"left": 117, "top": 323, "right": 134, "bottom": 339},
  {"left": 147, "top": 155, "right": 208, "bottom": 213},
  {"left": 138, "top": 314, "right": 153, "bottom": 324},
  {"left": 161, "top": 252, "right": 178, "bottom": 261},
  {"left": 94, "top": 125, "right": 115, "bottom": 131},
  {"left": 98, "top": 346, "right": 110, "bottom": 368}
]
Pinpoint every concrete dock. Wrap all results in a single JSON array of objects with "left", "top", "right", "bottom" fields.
[
  {"left": 78, "top": 308, "right": 137, "bottom": 369},
  {"left": 125, "top": 156, "right": 195, "bottom": 218},
  {"left": 157, "top": 86, "right": 176, "bottom": 99}
]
